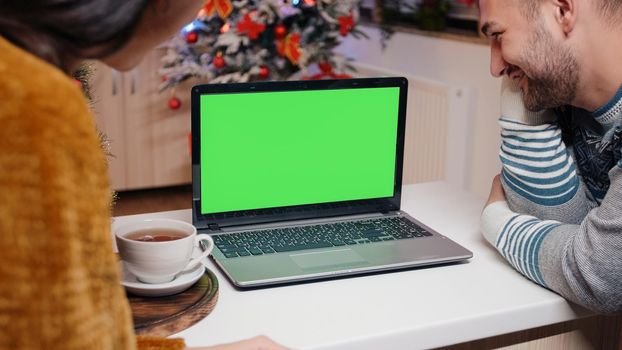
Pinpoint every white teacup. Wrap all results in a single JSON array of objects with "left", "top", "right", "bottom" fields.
[{"left": 114, "top": 218, "right": 214, "bottom": 284}]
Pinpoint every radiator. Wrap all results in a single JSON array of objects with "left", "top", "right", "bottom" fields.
[{"left": 351, "top": 62, "right": 471, "bottom": 188}]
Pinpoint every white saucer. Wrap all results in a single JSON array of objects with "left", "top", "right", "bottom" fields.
[{"left": 120, "top": 262, "right": 205, "bottom": 297}]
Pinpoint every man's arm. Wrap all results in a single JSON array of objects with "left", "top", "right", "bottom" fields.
[
  {"left": 497, "top": 77, "right": 594, "bottom": 223},
  {"left": 481, "top": 165, "right": 622, "bottom": 314}
]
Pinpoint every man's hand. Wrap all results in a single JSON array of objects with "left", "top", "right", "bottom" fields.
[
  {"left": 500, "top": 76, "right": 556, "bottom": 125},
  {"left": 189, "top": 336, "right": 289, "bottom": 350},
  {"left": 486, "top": 174, "right": 507, "bottom": 207}
]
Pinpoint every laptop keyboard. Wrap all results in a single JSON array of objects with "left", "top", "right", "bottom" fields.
[{"left": 212, "top": 216, "right": 432, "bottom": 258}]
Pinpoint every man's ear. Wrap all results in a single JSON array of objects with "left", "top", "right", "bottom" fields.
[{"left": 551, "top": 0, "right": 577, "bottom": 35}]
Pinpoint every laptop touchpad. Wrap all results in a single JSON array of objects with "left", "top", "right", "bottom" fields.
[{"left": 290, "top": 249, "right": 367, "bottom": 270}]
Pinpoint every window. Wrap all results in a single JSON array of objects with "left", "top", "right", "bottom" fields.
[{"left": 359, "top": 0, "right": 481, "bottom": 36}]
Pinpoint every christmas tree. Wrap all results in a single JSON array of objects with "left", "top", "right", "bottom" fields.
[{"left": 159, "top": 0, "right": 365, "bottom": 102}]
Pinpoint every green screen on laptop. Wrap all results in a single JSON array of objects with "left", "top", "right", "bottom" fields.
[{"left": 200, "top": 87, "right": 400, "bottom": 214}]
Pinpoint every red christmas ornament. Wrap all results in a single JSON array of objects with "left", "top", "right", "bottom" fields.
[
  {"left": 318, "top": 61, "right": 332, "bottom": 74},
  {"left": 258, "top": 66, "right": 270, "bottom": 79},
  {"left": 303, "top": 62, "right": 352, "bottom": 80},
  {"left": 213, "top": 55, "right": 225, "bottom": 69},
  {"left": 168, "top": 97, "right": 181, "bottom": 110},
  {"left": 338, "top": 15, "right": 355, "bottom": 36},
  {"left": 185, "top": 31, "right": 198, "bottom": 43},
  {"left": 274, "top": 24, "right": 287, "bottom": 39}
]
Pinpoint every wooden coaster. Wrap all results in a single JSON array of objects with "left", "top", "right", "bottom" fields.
[{"left": 127, "top": 268, "right": 219, "bottom": 337}]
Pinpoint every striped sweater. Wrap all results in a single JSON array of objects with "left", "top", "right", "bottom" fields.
[{"left": 480, "top": 77, "right": 622, "bottom": 314}]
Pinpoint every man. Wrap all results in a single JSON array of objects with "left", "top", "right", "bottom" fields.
[{"left": 478, "top": 0, "right": 622, "bottom": 314}]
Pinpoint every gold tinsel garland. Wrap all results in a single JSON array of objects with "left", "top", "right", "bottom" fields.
[{"left": 73, "top": 63, "right": 118, "bottom": 208}]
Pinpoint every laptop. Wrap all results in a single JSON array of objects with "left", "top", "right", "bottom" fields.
[{"left": 191, "top": 77, "right": 472, "bottom": 288}]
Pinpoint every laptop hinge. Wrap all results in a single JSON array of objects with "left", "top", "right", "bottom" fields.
[
  {"left": 379, "top": 207, "right": 392, "bottom": 214},
  {"left": 207, "top": 223, "right": 221, "bottom": 231}
]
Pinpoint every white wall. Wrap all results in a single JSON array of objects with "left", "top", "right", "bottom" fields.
[{"left": 336, "top": 25, "right": 502, "bottom": 198}]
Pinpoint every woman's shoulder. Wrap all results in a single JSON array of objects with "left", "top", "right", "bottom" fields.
[{"left": 0, "top": 36, "right": 98, "bottom": 151}]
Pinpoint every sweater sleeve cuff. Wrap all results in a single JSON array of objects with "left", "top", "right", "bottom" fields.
[
  {"left": 480, "top": 201, "right": 516, "bottom": 246},
  {"left": 500, "top": 77, "right": 556, "bottom": 125}
]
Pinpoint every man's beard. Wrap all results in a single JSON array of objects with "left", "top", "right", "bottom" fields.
[{"left": 519, "top": 22, "right": 580, "bottom": 111}]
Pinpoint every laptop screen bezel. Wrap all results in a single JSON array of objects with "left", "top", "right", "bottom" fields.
[{"left": 191, "top": 77, "right": 408, "bottom": 229}]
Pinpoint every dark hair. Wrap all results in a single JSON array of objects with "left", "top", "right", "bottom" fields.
[
  {"left": 0, "top": 0, "right": 150, "bottom": 72},
  {"left": 518, "top": 0, "right": 622, "bottom": 22},
  {"left": 597, "top": 0, "right": 622, "bottom": 18}
]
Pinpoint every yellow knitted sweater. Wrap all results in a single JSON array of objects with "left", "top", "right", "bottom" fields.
[{"left": 0, "top": 36, "right": 184, "bottom": 350}]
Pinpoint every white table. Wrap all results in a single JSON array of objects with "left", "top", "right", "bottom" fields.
[{"left": 113, "top": 182, "right": 605, "bottom": 349}]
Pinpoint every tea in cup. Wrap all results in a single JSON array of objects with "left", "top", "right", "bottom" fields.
[{"left": 114, "top": 218, "right": 213, "bottom": 284}]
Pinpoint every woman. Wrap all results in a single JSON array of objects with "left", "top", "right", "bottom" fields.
[{"left": 0, "top": 1, "right": 287, "bottom": 349}]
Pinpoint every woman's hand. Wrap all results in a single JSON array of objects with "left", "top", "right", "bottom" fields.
[{"left": 189, "top": 336, "right": 290, "bottom": 350}]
